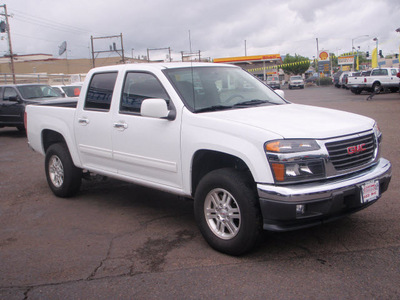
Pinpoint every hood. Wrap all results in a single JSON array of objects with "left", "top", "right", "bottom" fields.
[{"left": 210, "top": 103, "right": 374, "bottom": 139}]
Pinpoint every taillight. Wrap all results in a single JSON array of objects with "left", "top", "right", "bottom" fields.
[
  {"left": 24, "top": 111, "right": 27, "bottom": 131},
  {"left": 364, "top": 78, "right": 367, "bottom": 83}
]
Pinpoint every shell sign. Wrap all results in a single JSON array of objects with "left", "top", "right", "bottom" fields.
[{"left": 319, "top": 51, "right": 329, "bottom": 61}]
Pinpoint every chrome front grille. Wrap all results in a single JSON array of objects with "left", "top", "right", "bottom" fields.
[{"left": 325, "top": 133, "right": 376, "bottom": 171}]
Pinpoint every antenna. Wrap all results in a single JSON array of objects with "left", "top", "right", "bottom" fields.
[{"left": 188, "top": 30, "right": 192, "bottom": 53}]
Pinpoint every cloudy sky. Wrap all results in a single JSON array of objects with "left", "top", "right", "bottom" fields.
[{"left": 2, "top": 0, "right": 400, "bottom": 62}]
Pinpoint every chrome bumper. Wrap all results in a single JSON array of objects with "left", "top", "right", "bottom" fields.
[{"left": 257, "top": 158, "right": 392, "bottom": 231}]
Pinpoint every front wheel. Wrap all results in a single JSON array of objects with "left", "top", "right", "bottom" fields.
[
  {"left": 194, "top": 169, "right": 262, "bottom": 255},
  {"left": 45, "top": 143, "right": 82, "bottom": 197}
]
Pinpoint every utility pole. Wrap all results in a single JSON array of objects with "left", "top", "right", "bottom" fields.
[
  {"left": 90, "top": 33, "right": 125, "bottom": 68},
  {"left": 0, "top": 4, "right": 16, "bottom": 83}
]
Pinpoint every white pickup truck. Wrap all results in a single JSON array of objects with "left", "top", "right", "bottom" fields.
[
  {"left": 347, "top": 67, "right": 399, "bottom": 94},
  {"left": 25, "top": 63, "right": 392, "bottom": 255}
]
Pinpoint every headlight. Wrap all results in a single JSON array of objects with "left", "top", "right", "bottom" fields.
[
  {"left": 265, "top": 139, "right": 324, "bottom": 183},
  {"left": 265, "top": 139, "right": 320, "bottom": 153},
  {"left": 373, "top": 122, "right": 382, "bottom": 143}
]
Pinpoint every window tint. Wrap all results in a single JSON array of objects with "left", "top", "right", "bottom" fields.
[
  {"left": 120, "top": 72, "right": 169, "bottom": 114},
  {"left": 85, "top": 72, "right": 118, "bottom": 111},
  {"left": 371, "top": 69, "right": 388, "bottom": 76},
  {"left": 4, "top": 87, "right": 18, "bottom": 100}
]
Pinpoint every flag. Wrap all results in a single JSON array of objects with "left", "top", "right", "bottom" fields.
[
  {"left": 356, "top": 55, "right": 359, "bottom": 71},
  {"left": 371, "top": 48, "right": 378, "bottom": 68}
]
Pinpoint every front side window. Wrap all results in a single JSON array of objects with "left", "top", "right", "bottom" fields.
[
  {"left": 120, "top": 72, "right": 169, "bottom": 114},
  {"left": 84, "top": 72, "right": 118, "bottom": 111},
  {"left": 3, "top": 87, "right": 18, "bottom": 100},
  {"left": 164, "top": 66, "right": 287, "bottom": 113},
  {"left": 391, "top": 69, "right": 398, "bottom": 76}
]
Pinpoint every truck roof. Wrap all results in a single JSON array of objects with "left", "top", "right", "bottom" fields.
[{"left": 88, "top": 62, "right": 236, "bottom": 73}]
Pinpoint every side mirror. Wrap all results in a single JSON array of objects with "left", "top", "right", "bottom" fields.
[
  {"left": 140, "top": 98, "right": 176, "bottom": 120},
  {"left": 8, "top": 96, "right": 21, "bottom": 102},
  {"left": 275, "top": 89, "right": 285, "bottom": 98}
]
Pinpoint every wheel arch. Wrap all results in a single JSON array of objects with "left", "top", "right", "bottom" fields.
[
  {"left": 42, "top": 129, "right": 67, "bottom": 153},
  {"left": 41, "top": 129, "right": 82, "bottom": 167},
  {"left": 191, "top": 149, "right": 255, "bottom": 197}
]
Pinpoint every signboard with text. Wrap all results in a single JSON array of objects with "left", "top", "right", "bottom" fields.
[
  {"left": 318, "top": 61, "right": 331, "bottom": 73},
  {"left": 338, "top": 56, "right": 355, "bottom": 65}
]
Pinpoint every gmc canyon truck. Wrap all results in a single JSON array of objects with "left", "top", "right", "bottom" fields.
[{"left": 25, "top": 63, "right": 392, "bottom": 255}]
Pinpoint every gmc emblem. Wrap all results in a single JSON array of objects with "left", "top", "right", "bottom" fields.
[{"left": 347, "top": 143, "right": 366, "bottom": 155}]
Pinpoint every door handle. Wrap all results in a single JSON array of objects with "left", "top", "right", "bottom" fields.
[
  {"left": 78, "top": 118, "right": 89, "bottom": 125},
  {"left": 113, "top": 122, "right": 128, "bottom": 130}
]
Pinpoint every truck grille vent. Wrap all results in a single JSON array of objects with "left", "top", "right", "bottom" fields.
[{"left": 325, "top": 133, "right": 376, "bottom": 170}]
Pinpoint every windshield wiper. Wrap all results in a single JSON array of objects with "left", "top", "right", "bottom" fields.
[
  {"left": 232, "top": 99, "right": 270, "bottom": 107},
  {"left": 195, "top": 105, "right": 233, "bottom": 113}
]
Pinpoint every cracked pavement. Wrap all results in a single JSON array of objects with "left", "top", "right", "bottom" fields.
[{"left": 1, "top": 86, "right": 399, "bottom": 299}]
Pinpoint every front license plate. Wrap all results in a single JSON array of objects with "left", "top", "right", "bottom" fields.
[{"left": 361, "top": 180, "right": 380, "bottom": 203}]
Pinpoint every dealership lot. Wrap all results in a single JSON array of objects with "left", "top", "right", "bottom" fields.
[{"left": 1, "top": 86, "right": 399, "bottom": 299}]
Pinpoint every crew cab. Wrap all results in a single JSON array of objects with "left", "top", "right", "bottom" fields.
[
  {"left": 25, "top": 63, "right": 392, "bottom": 255},
  {"left": 0, "top": 84, "right": 62, "bottom": 131}
]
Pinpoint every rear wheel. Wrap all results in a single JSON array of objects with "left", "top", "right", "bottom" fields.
[
  {"left": 372, "top": 82, "right": 382, "bottom": 94},
  {"left": 194, "top": 168, "right": 262, "bottom": 255},
  {"left": 45, "top": 143, "right": 82, "bottom": 197}
]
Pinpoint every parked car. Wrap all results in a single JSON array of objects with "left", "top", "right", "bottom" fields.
[
  {"left": 347, "top": 68, "right": 399, "bottom": 94},
  {"left": 0, "top": 84, "right": 62, "bottom": 131},
  {"left": 333, "top": 71, "right": 344, "bottom": 88},
  {"left": 348, "top": 71, "right": 371, "bottom": 94},
  {"left": 52, "top": 84, "right": 82, "bottom": 98},
  {"left": 305, "top": 75, "right": 318, "bottom": 84},
  {"left": 343, "top": 72, "right": 361, "bottom": 89},
  {"left": 26, "top": 62, "right": 392, "bottom": 255},
  {"left": 288, "top": 75, "right": 304, "bottom": 89},
  {"left": 265, "top": 76, "right": 280, "bottom": 89}
]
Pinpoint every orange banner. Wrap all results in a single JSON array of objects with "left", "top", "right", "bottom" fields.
[{"left": 214, "top": 54, "right": 281, "bottom": 63}]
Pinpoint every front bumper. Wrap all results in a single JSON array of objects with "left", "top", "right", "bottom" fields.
[{"left": 257, "top": 158, "right": 392, "bottom": 231}]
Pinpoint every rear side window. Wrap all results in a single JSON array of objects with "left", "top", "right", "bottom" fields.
[
  {"left": 120, "top": 72, "right": 169, "bottom": 114},
  {"left": 371, "top": 69, "right": 388, "bottom": 76},
  {"left": 84, "top": 72, "right": 118, "bottom": 111}
]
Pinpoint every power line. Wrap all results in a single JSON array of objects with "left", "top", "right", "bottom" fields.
[{"left": 9, "top": 8, "right": 109, "bottom": 36}]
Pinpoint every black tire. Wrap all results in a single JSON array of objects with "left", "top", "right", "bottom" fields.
[
  {"left": 355, "top": 89, "right": 362, "bottom": 95},
  {"left": 45, "top": 143, "right": 82, "bottom": 197},
  {"left": 372, "top": 82, "right": 382, "bottom": 94},
  {"left": 194, "top": 168, "right": 262, "bottom": 256}
]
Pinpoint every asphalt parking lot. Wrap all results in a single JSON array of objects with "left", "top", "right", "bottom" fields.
[{"left": 1, "top": 85, "right": 399, "bottom": 299}]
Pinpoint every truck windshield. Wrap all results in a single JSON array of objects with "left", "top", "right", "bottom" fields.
[
  {"left": 17, "top": 85, "right": 60, "bottom": 99},
  {"left": 164, "top": 66, "right": 287, "bottom": 112}
]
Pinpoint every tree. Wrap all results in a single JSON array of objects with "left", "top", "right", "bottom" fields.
[{"left": 281, "top": 54, "right": 310, "bottom": 75}]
